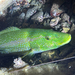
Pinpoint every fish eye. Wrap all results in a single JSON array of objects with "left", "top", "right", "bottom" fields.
[{"left": 45, "top": 36, "right": 50, "bottom": 40}]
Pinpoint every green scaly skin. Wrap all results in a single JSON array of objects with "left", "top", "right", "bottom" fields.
[{"left": 0, "top": 27, "right": 71, "bottom": 55}]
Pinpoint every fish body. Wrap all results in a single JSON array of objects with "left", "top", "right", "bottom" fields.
[{"left": 0, "top": 27, "right": 71, "bottom": 55}]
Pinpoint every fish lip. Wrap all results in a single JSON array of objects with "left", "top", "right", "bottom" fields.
[
  {"left": 66, "top": 34, "right": 71, "bottom": 43},
  {"left": 61, "top": 34, "right": 71, "bottom": 46}
]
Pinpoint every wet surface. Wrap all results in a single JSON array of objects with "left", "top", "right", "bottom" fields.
[{"left": 0, "top": 0, "right": 75, "bottom": 75}]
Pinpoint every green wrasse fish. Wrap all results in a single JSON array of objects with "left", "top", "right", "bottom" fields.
[{"left": 0, "top": 27, "right": 71, "bottom": 55}]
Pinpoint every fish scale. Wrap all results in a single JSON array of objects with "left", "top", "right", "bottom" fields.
[{"left": 0, "top": 27, "right": 71, "bottom": 55}]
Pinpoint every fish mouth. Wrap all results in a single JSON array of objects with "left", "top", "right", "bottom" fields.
[
  {"left": 60, "top": 34, "right": 71, "bottom": 46},
  {"left": 65, "top": 34, "right": 71, "bottom": 44}
]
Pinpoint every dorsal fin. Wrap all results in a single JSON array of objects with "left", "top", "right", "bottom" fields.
[{"left": 0, "top": 27, "right": 20, "bottom": 35}]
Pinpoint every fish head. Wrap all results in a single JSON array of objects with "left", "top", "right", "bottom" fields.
[
  {"left": 43, "top": 32, "right": 71, "bottom": 50},
  {"left": 30, "top": 30, "right": 71, "bottom": 54}
]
